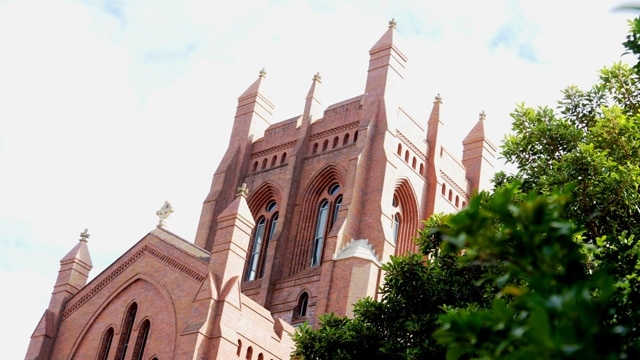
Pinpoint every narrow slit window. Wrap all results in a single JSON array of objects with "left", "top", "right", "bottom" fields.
[
  {"left": 332, "top": 195, "right": 342, "bottom": 227},
  {"left": 246, "top": 218, "right": 266, "bottom": 281},
  {"left": 392, "top": 213, "right": 400, "bottom": 244},
  {"left": 97, "top": 327, "right": 114, "bottom": 360},
  {"left": 132, "top": 319, "right": 150, "bottom": 360},
  {"left": 299, "top": 292, "right": 309, "bottom": 317},
  {"left": 115, "top": 302, "right": 138, "bottom": 360},
  {"left": 311, "top": 200, "right": 329, "bottom": 266}
]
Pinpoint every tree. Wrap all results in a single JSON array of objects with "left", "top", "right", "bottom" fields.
[
  {"left": 493, "top": 21, "right": 640, "bottom": 346},
  {"left": 292, "top": 16, "right": 640, "bottom": 360},
  {"left": 434, "top": 17, "right": 640, "bottom": 358},
  {"left": 292, "top": 214, "right": 501, "bottom": 359},
  {"left": 434, "top": 186, "right": 636, "bottom": 359}
]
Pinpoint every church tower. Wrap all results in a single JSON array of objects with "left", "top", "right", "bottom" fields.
[
  {"left": 27, "top": 19, "right": 497, "bottom": 360},
  {"left": 193, "top": 19, "right": 496, "bottom": 325}
]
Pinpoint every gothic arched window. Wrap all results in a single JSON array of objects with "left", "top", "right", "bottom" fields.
[
  {"left": 131, "top": 319, "right": 150, "bottom": 360},
  {"left": 310, "top": 183, "right": 342, "bottom": 267},
  {"left": 115, "top": 302, "right": 138, "bottom": 360},
  {"left": 97, "top": 327, "right": 114, "bottom": 360},
  {"left": 245, "top": 201, "right": 279, "bottom": 281},
  {"left": 392, "top": 183, "right": 419, "bottom": 256},
  {"left": 293, "top": 291, "right": 309, "bottom": 320},
  {"left": 299, "top": 292, "right": 309, "bottom": 317},
  {"left": 392, "top": 213, "right": 400, "bottom": 244},
  {"left": 311, "top": 201, "right": 329, "bottom": 267},
  {"left": 332, "top": 195, "right": 343, "bottom": 227}
]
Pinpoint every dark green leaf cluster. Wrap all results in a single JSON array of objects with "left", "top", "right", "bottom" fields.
[
  {"left": 292, "top": 239, "right": 501, "bottom": 359},
  {"left": 434, "top": 186, "right": 639, "bottom": 359}
]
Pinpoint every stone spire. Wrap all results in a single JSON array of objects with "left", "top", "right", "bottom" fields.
[
  {"left": 463, "top": 110, "right": 487, "bottom": 143},
  {"left": 427, "top": 94, "right": 443, "bottom": 135},
  {"left": 463, "top": 110, "right": 497, "bottom": 193},
  {"left": 208, "top": 183, "right": 255, "bottom": 289},
  {"left": 302, "top": 72, "right": 323, "bottom": 124},
  {"left": 364, "top": 18, "right": 408, "bottom": 99},
  {"left": 27, "top": 229, "right": 93, "bottom": 360},
  {"left": 194, "top": 70, "right": 274, "bottom": 250},
  {"left": 52, "top": 229, "right": 93, "bottom": 305},
  {"left": 423, "top": 94, "right": 444, "bottom": 218},
  {"left": 234, "top": 68, "right": 275, "bottom": 142}
]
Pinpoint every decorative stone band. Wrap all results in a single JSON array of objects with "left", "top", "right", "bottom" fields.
[
  {"left": 395, "top": 130, "right": 427, "bottom": 161},
  {"left": 309, "top": 120, "right": 359, "bottom": 141},
  {"left": 61, "top": 245, "right": 206, "bottom": 320},
  {"left": 251, "top": 140, "right": 297, "bottom": 159},
  {"left": 440, "top": 170, "right": 469, "bottom": 198}
]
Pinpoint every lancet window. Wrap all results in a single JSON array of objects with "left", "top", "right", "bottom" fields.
[
  {"left": 97, "top": 327, "right": 114, "bottom": 360},
  {"left": 310, "top": 183, "right": 342, "bottom": 267},
  {"left": 115, "top": 302, "right": 138, "bottom": 360},
  {"left": 132, "top": 319, "right": 151, "bottom": 360},
  {"left": 245, "top": 200, "right": 279, "bottom": 281}
]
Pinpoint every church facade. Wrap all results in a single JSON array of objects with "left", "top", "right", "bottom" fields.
[{"left": 26, "top": 20, "right": 495, "bottom": 360}]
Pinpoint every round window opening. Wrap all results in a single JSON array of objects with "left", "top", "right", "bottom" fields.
[
  {"left": 328, "top": 183, "right": 340, "bottom": 196},
  {"left": 266, "top": 200, "right": 277, "bottom": 213}
]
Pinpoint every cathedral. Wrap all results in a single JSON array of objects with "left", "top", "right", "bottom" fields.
[{"left": 26, "top": 19, "right": 496, "bottom": 360}]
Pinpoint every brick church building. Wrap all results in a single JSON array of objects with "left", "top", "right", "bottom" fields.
[{"left": 26, "top": 20, "right": 496, "bottom": 360}]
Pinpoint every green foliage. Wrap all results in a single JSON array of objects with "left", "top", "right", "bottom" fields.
[
  {"left": 292, "top": 232, "right": 501, "bottom": 359},
  {"left": 433, "top": 186, "right": 638, "bottom": 359},
  {"left": 293, "top": 15, "right": 640, "bottom": 360},
  {"left": 623, "top": 17, "right": 640, "bottom": 73},
  {"left": 464, "top": 19, "right": 640, "bottom": 358}
]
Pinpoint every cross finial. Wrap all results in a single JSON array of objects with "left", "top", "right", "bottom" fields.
[
  {"left": 479, "top": 110, "right": 487, "bottom": 120},
  {"left": 79, "top": 229, "right": 90, "bottom": 243},
  {"left": 259, "top": 68, "right": 267, "bottom": 78},
  {"left": 388, "top": 18, "right": 397, "bottom": 29},
  {"left": 313, "top": 72, "right": 322, "bottom": 83},
  {"left": 434, "top": 93, "right": 442, "bottom": 103},
  {"left": 156, "top": 201, "right": 174, "bottom": 228},
  {"left": 236, "top": 183, "right": 249, "bottom": 198}
]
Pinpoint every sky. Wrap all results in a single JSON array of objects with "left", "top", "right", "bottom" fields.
[{"left": 1, "top": 0, "right": 637, "bottom": 357}]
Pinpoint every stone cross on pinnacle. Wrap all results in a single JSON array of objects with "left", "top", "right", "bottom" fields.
[
  {"left": 156, "top": 201, "right": 174, "bottom": 228},
  {"left": 79, "top": 229, "right": 90, "bottom": 242},
  {"left": 236, "top": 183, "right": 249, "bottom": 198}
]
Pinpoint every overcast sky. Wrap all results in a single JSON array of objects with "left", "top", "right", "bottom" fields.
[{"left": 1, "top": 0, "right": 637, "bottom": 357}]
